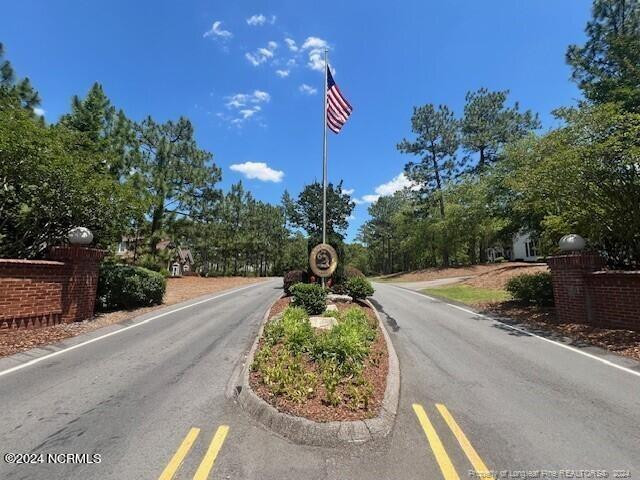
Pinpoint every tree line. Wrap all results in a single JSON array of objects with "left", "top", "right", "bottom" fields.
[{"left": 357, "top": 0, "right": 640, "bottom": 274}]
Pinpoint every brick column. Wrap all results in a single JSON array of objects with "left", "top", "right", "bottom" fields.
[
  {"left": 547, "top": 252, "right": 605, "bottom": 325},
  {"left": 49, "top": 246, "right": 106, "bottom": 323}
]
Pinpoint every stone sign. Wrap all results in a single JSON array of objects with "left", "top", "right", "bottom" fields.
[{"left": 309, "top": 243, "right": 338, "bottom": 278}]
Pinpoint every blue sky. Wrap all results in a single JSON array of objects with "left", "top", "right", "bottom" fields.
[{"left": 2, "top": 1, "right": 591, "bottom": 241}]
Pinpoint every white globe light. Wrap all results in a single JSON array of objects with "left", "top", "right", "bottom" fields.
[
  {"left": 558, "top": 234, "right": 586, "bottom": 252},
  {"left": 68, "top": 227, "right": 94, "bottom": 245}
]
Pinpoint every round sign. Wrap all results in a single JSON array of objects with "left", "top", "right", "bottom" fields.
[{"left": 309, "top": 243, "right": 338, "bottom": 278}]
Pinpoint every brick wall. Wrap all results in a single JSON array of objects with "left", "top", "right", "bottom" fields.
[
  {"left": 0, "top": 246, "right": 105, "bottom": 329},
  {"left": 548, "top": 252, "right": 640, "bottom": 331},
  {"left": 586, "top": 271, "right": 640, "bottom": 331},
  {"left": 0, "top": 259, "right": 65, "bottom": 328}
]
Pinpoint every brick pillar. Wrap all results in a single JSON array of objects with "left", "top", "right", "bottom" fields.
[
  {"left": 547, "top": 252, "right": 605, "bottom": 325},
  {"left": 49, "top": 246, "right": 106, "bottom": 323}
]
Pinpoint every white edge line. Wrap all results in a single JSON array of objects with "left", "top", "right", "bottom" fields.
[
  {"left": 384, "top": 284, "right": 640, "bottom": 379},
  {"left": 0, "top": 281, "right": 268, "bottom": 378}
]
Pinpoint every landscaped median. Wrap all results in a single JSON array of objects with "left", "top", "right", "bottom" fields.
[{"left": 233, "top": 280, "right": 399, "bottom": 446}]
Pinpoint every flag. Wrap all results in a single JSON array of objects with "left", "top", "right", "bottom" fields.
[{"left": 326, "top": 67, "right": 352, "bottom": 134}]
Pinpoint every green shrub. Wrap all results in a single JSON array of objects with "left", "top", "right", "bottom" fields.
[
  {"left": 283, "top": 270, "right": 308, "bottom": 295},
  {"left": 258, "top": 348, "right": 317, "bottom": 404},
  {"left": 505, "top": 272, "right": 554, "bottom": 305},
  {"left": 97, "top": 263, "right": 166, "bottom": 310},
  {"left": 344, "top": 277, "right": 374, "bottom": 301},
  {"left": 312, "top": 307, "right": 376, "bottom": 369},
  {"left": 290, "top": 282, "right": 327, "bottom": 315},
  {"left": 280, "top": 307, "right": 314, "bottom": 353}
]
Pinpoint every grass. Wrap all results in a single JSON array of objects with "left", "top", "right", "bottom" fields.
[{"left": 422, "top": 284, "right": 511, "bottom": 305}]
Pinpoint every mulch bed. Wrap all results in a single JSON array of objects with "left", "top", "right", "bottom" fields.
[
  {"left": 251, "top": 299, "right": 389, "bottom": 423},
  {"left": 268, "top": 296, "right": 291, "bottom": 318},
  {"left": 480, "top": 301, "right": 640, "bottom": 362},
  {"left": 0, "top": 276, "right": 265, "bottom": 358}
]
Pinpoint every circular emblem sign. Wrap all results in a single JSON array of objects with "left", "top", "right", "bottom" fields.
[{"left": 309, "top": 243, "right": 338, "bottom": 278}]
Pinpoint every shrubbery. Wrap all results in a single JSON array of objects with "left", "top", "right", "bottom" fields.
[
  {"left": 283, "top": 270, "right": 308, "bottom": 295},
  {"left": 253, "top": 305, "right": 377, "bottom": 408},
  {"left": 97, "top": 263, "right": 166, "bottom": 310},
  {"left": 505, "top": 272, "right": 554, "bottom": 305},
  {"left": 290, "top": 282, "right": 327, "bottom": 315},
  {"left": 344, "top": 277, "right": 375, "bottom": 301}
]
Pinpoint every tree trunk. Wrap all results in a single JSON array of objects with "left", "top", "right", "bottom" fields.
[{"left": 432, "top": 155, "right": 449, "bottom": 267}]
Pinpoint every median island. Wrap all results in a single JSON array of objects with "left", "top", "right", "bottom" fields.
[{"left": 235, "top": 273, "right": 399, "bottom": 445}]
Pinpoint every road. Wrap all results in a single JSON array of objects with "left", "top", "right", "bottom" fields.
[{"left": 0, "top": 279, "right": 638, "bottom": 480}]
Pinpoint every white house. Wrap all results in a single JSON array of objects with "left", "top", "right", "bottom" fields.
[{"left": 487, "top": 231, "right": 540, "bottom": 262}]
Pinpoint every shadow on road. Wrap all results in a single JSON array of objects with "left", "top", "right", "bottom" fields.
[{"left": 369, "top": 299, "right": 400, "bottom": 332}]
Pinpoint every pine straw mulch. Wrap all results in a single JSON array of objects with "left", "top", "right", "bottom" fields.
[
  {"left": 250, "top": 299, "right": 389, "bottom": 423},
  {"left": 479, "top": 301, "right": 640, "bottom": 362},
  {"left": 377, "top": 262, "right": 546, "bottom": 283},
  {"left": 463, "top": 264, "right": 549, "bottom": 290},
  {"left": 0, "top": 276, "right": 265, "bottom": 358}
]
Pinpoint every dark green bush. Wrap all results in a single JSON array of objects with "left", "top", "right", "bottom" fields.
[
  {"left": 290, "top": 282, "right": 327, "bottom": 314},
  {"left": 344, "top": 277, "right": 374, "bottom": 301},
  {"left": 283, "top": 270, "right": 308, "bottom": 295},
  {"left": 505, "top": 272, "right": 554, "bottom": 305},
  {"left": 97, "top": 263, "right": 166, "bottom": 310}
]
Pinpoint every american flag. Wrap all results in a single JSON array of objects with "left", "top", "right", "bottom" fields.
[{"left": 326, "top": 67, "right": 352, "bottom": 134}]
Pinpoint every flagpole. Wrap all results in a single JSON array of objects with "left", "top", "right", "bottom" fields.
[{"left": 321, "top": 49, "right": 328, "bottom": 288}]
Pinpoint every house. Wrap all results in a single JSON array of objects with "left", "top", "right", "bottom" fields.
[
  {"left": 115, "top": 236, "right": 195, "bottom": 276},
  {"left": 115, "top": 235, "right": 144, "bottom": 261},
  {"left": 156, "top": 240, "right": 195, "bottom": 277},
  {"left": 487, "top": 231, "right": 540, "bottom": 262}
]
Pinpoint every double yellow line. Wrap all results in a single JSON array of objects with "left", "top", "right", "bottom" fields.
[
  {"left": 158, "top": 425, "right": 229, "bottom": 480},
  {"left": 413, "top": 403, "right": 493, "bottom": 480}
]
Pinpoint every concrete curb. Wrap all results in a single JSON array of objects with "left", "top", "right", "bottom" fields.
[{"left": 234, "top": 296, "right": 400, "bottom": 447}]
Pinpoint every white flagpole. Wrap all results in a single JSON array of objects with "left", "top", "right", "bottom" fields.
[{"left": 321, "top": 49, "right": 328, "bottom": 288}]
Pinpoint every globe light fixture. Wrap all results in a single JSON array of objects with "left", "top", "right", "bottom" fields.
[
  {"left": 558, "top": 234, "right": 585, "bottom": 252},
  {"left": 68, "top": 227, "right": 94, "bottom": 245}
]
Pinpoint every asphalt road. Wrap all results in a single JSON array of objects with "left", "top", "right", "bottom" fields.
[{"left": 0, "top": 279, "right": 639, "bottom": 480}]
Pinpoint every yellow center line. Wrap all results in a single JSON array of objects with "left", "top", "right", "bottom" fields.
[
  {"left": 436, "top": 404, "right": 494, "bottom": 479},
  {"left": 412, "top": 403, "right": 460, "bottom": 480},
  {"left": 158, "top": 427, "right": 201, "bottom": 480},
  {"left": 193, "top": 425, "right": 230, "bottom": 480}
]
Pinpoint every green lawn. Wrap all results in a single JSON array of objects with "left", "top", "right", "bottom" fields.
[{"left": 422, "top": 284, "right": 511, "bottom": 305}]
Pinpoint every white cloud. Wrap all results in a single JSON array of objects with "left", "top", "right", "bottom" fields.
[
  {"left": 347, "top": 214, "right": 356, "bottom": 221},
  {"left": 284, "top": 38, "right": 298, "bottom": 52},
  {"left": 375, "top": 173, "right": 416, "bottom": 196},
  {"left": 275, "top": 69, "right": 290, "bottom": 78},
  {"left": 359, "top": 173, "right": 418, "bottom": 204},
  {"left": 223, "top": 90, "right": 270, "bottom": 126},
  {"left": 341, "top": 187, "right": 355, "bottom": 195},
  {"left": 301, "top": 37, "right": 329, "bottom": 71},
  {"left": 252, "top": 90, "right": 270, "bottom": 102},
  {"left": 245, "top": 41, "right": 278, "bottom": 66},
  {"left": 247, "top": 14, "right": 277, "bottom": 26},
  {"left": 225, "top": 90, "right": 270, "bottom": 109},
  {"left": 239, "top": 106, "right": 261, "bottom": 119},
  {"left": 230, "top": 161, "right": 284, "bottom": 182},
  {"left": 352, "top": 198, "right": 364, "bottom": 205},
  {"left": 362, "top": 194, "right": 380, "bottom": 203},
  {"left": 299, "top": 83, "right": 317, "bottom": 95},
  {"left": 33, "top": 107, "right": 45, "bottom": 117},
  {"left": 203, "top": 21, "right": 232, "bottom": 39},
  {"left": 246, "top": 14, "right": 266, "bottom": 26}
]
